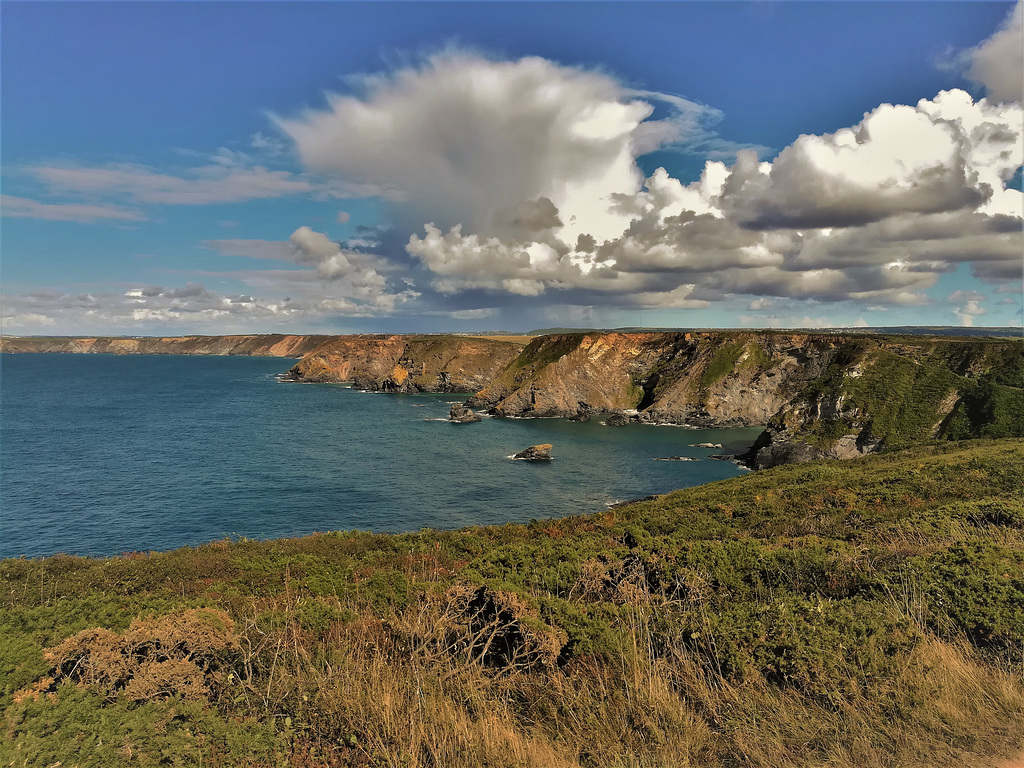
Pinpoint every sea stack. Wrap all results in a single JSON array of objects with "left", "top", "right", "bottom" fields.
[
  {"left": 449, "top": 403, "right": 483, "bottom": 423},
  {"left": 513, "top": 444, "right": 553, "bottom": 460}
]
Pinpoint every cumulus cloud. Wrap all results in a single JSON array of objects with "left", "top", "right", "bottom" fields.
[
  {"left": 949, "top": 288, "right": 988, "bottom": 326},
  {"left": 278, "top": 50, "right": 724, "bottom": 247},
  {"left": 205, "top": 226, "right": 418, "bottom": 312},
  {"left": 391, "top": 83, "right": 1020, "bottom": 309},
  {"left": 1, "top": 312, "right": 56, "bottom": 329},
  {"left": 723, "top": 90, "right": 1021, "bottom": 229},
  {"left": 963, "top": 0, "right": 1024, "bottom": 103}
]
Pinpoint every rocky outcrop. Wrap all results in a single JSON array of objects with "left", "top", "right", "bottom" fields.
[
  {"left": 513, "top": 444, "right": 553, "bottom": 461},
  {"left": 7, "top": 328, "right": 1018, "bottom": 470},
  {"left": 466, "top": 332, "right": 851, "bottom": 427},
  {"left": 0, "top": 334, "right": 336, "bottom": 357},
  {"left": 468, "top": 331, "right": 1023, "bottom": 468},
  {"left": 449, "top": 403, "right": 483, "bottom": 423},
  {"left": 286, "top": 335, "right": 524, "bottom": 393}
]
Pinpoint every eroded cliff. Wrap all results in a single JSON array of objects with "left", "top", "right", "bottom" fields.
[
  {"left": 6, "top": 329, "right": 1019, "bottom": 468},
  {"left": 285, "top": 335, "right": 525, "bottom": 393},
  {"left": 466, "top": 331, "right": 1024, "bottom": 467},
  {"left": 468, "top": 332, "right": 848, "bottom": 424}
]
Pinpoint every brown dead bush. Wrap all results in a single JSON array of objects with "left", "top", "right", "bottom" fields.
[
  {"left": 40, "top": 608, "right": 239, "bottom": 702},
  {"left": 433, "top": 585, "right": 568, "bottom": 672}
]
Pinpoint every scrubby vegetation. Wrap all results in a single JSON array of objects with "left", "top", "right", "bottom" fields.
[
  {"left": 784, "top": 337, "right": 1024, "bottom": 452},
  {"left": 3, "top": 440, "right": 1023, "bottom": 767}
]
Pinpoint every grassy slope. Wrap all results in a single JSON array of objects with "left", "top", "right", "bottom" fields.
[
  {"left": 2, "top": 440, "right": 1023, "bottom": 767},
  {"left": 781, "top": 337, "right": 1024, "bottom": 450}
]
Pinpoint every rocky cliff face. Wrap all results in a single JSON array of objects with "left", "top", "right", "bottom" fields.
[
  {"left": 6, "top": 329, "right": 1019, "bottom": 468},
  {"left": 467, "top": 332, "right": 847, "bottom": 425},
  {"left": 285, "top": 335, "right": 525, "bottom": 393},
  {"left": 468, "top": 331, "right": 1023, "bottom": 467},
  {"left": 0, "top": 334, "right": 335, "bottom": 357}
]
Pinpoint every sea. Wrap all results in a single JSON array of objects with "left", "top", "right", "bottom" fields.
[{"left": 0, "top": 353, "right": 762, "bottom": 559}]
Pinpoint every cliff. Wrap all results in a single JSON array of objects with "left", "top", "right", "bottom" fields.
[
  {"left": 0, "top": 334, "right": 336, "bottom": 357},
  {"left": 5, "top": 329, "right": 1020, "bottom": 467},
  {"left": 285, "top": 335, "right": 525, "bottom": 393},
  {"left": 465, "top": 331, "right": 1024, "bottom": 467}
]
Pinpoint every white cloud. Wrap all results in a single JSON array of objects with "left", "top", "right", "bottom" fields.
[
  {"left": 0, "top": 313, "right": 56, "bottom": 329},
  {"left": 0, "top": 279, "right": 420, "bottom": 335},
  {"left": 204, "top": 226, "right": 418, "bottom": 311},
  {"left": 948, "top": 289, "right": 987, "bottom": 302},
  {"left": 790, "top": 316, "right": 836, "bottom": 329},
  {"left": 722, "top": 90, "right": 1021, "bottom": 229},
  {"left": 396, "top": 85, "right": 1020, "bottom": 309},
  {"left": 0, "top": 194, "right": 146, "bottom": 223},
  {"left": 278, "top": 50, "right": 722, "bottom": 248},
  {"left": 964, "top": 0, "right": 1024, "bottom": 103},
  {"left": 625, "top": 284, "right": 708, "bottom": 309},
  {"left": 949, "top": 289, "right": 988, "bottom": 326}
]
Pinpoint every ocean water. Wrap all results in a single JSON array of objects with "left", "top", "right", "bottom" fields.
[{"left": 0, "top": 353, "right": 762, "bottom": 559}]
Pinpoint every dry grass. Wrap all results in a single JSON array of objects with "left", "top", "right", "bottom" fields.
[{"left": 6, "top": 441, "right": 1024, "bottom": 767}]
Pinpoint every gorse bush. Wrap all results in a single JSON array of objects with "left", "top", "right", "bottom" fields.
[{"left": 2, "top": 440, "right": 1023, "bottom": 767}]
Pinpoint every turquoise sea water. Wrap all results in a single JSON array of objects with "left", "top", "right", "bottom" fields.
[{"left": 0, "top": 354, "right": 762, "bottom": 559}]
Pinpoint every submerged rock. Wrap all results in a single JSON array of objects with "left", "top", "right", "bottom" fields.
[
  {"left": 449, "top": 403, "right": 483, "bottom": 423},
  {"left": 653, "top": 456, "right": 698, "bottom": 461},
  {"left": 513, "top": 444, "right": 553, "bottom": 461},
  {"left": 690, "top": 442, "right": 722, "bottom": 449}
]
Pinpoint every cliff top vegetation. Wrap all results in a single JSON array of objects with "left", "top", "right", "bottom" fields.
[{"left": 2, "top": 439, "right": 1023, "bottom": 767}]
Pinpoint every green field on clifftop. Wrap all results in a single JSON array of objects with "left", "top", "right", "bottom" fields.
[{"left": 2, "top": 440, "right": 1023, "bottom": 767}]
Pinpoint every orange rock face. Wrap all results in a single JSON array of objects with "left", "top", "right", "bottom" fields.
[{"left": 286, "top": 335, "right": 525, "bottom": 393}]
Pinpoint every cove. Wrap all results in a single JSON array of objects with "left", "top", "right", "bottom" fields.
[{"left": 0, "top": 353, "right": 761, "bottom": 559}]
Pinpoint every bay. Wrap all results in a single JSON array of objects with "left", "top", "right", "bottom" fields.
[{"left": 0, "top": 353, "right": 761, "bottom": 559}]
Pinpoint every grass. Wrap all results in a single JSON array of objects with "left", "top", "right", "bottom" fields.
[
  {"left": 2, "top": 440, "right": 1023, "bottom": 766},
  {"left": 699, "top": 341, "right": 748, "bottom": 390},
  {"left": 782, "top": 337, "right": 1024, "bottom": 451}
]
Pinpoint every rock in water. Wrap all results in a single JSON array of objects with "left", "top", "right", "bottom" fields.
[
  {"left": 513, "top": 444, "right": 553, "bottom": 460},
  {"left": 449, "top": 403, "right": 483, "bottom": 423},
  {"left": 605, "top": 412, "right": 631, "bottom": 426}
]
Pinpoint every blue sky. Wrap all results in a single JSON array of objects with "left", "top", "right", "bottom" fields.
[{"left": 2, "top": 1, "right": 1021, "bottom": 334}]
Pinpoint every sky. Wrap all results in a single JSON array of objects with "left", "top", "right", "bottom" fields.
[{"left": 1, "top": 1, "right": 1021, "bottom": 335}]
